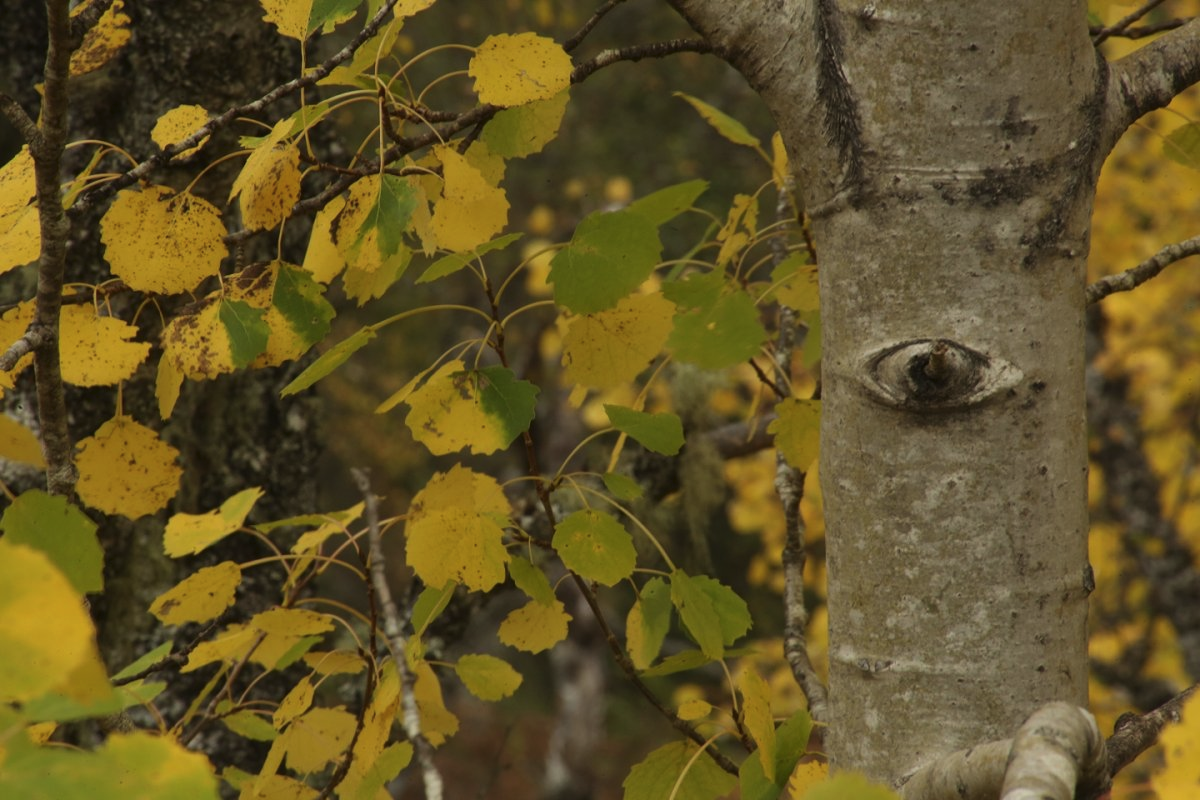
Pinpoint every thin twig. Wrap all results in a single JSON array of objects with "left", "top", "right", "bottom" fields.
[
  {"left": 1090, "top": 17, "right": 1191, "bottom": 40},
  {"left": 352, "top": 468, "right": 444, "bottom": 800},
  {"left": 1103, "top": 682, "right": 1199, "bottom": 780},
  {"left": 562, "top": 0, "right": 629, "bottom": 53},
  {"left": 72, "top": 0, "right": 404, "bottom": 215},
  {"left": 0, "top": 93, "right": 40, "bottom": 145},
  {"left": 770, "top": 180, "right": 828, "bottom": 722},
  {"left": 570, "top": 38, "right": 714, "bottom": 84},
  {"left": 1093, "top": 0, "right": 1170, "bottom": 45},
  {"left": 1086, "top": 234, "right": 1200, "bottom": 304}
]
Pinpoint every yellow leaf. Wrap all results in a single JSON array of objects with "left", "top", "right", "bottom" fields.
[
  {"left": 771, "top": 131, "right": 790, "bottom": 191},
  {"left": 260, "top": 0, "right": 312, "bottom": 40},
  {"left": 164, "top": 487, "right": 264, "bottom": 557},
  {"left": 739, "top": 667, "right": 777, "bottom": 780},
  {"left": 249, "top": 607, "right": 335, "bottom": 637},
  {"left": 774, "top": 259, "right": 819, "bottom": 312},
  {"left": 101, "top": 732, "right": 220, "bottom": 797},
  {"left": 430, "top": 146, "right": 509, "bottom": 253},
  {"left": 151, "top": 104, "right": 211, "bottom": 158},
  {"left": 302, "top": 195, "right": 346, "bottom": 284},
  {"left": 768, "top": 398, "right": 821, "bottom": 471},
  {"left": 498, "top": 599, "right": 571, "bottom": 653},
  {"left": 69, "top": 0, "right": 130, "bottom": 77},
  {"left": 343, "top": 662, "right": 407, "bottom": 797},
  {"left": 0, "top": 147, "right": 40, "bottom": 275},
  {"left": 0, "top": 414, "right": 45, "bottom": 468},
  {"left": 562, "top": 293, "right": 674, "bottom": 388},
  {"left": 0, "top": 541, "right": 96, "bottom": 703},
  {"left": 230, "top": 120, "right": 302, "bottom": 231},
  {"left": 76, "top": 415, "right": 182, "bottom": 518},
  {"left": 239, "top": 773, "right": 318, "bottom": 800},
  {"left": 149, "top": 561, "right": 241, "bottom": 625},
  {"left": 405, "top": 465, "right": 511, "bottom": 592},
  {"left": 100, "top": 184, "right": 228, "bottom": 294},
  {"left": 156, "top": 353, "right": 183, "bottom": 419},
  {"left": 301, "top": 650, "right": 366, "bottom": 676},
  {"left": 402, "top": 359, "right": 526, "bottom": 455},
  {"left": 1155, "top": 691, "right": 1200, "bottom": 798},
  {"left": 59, "top": 305, "right": 151, "bottom": 386},
  {"left": 788, "top": 761, "right": 829, "bottom": 796},
  {"left": 273, "top": 676, "right": 315, "bottom": 728},
  {"left": 413, "top": 660, "right": 459, "bottom": 745},
  {"left": 454, "top": 653, "right": 523, "bottom": 701},
  {"left": 276, "top": 706, "right": 356, "bottom": 774},
  {"left": 182, "top": 623, "right": 257, "bottom": 672},
  {"left": 716, "top": 194, "right": 758, "bottom": 267},
  {"left": 398, "top": 0, "right": 437, "bottom": 17},
  {"left": 676, "top": 698, "right": 713, "bottom": 721},
  {"left": 470, "top": 33, "right": 573, "bottom": 107}
]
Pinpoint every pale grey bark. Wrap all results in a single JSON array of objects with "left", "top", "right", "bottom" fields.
[{"left": 668, "top": 0, "right": 1200, "bottom": 788}]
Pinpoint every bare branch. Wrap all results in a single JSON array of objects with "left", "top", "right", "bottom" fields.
[
  {"left": 0, "top": 92, "right": 40, "bottom": 146},
  {"left": 1000, "top": 703, "right": 1107, "bottom": 800},
  {"left": 353, "top": 468, "right": 444, "bottom": 800},
  {"left": 1086, "top": 234, "right": 1200, "bottom": 303},
  {"left": 68, "top": 0, "right": 115, "bottom": 48},
  {"left": 562, "top": 0, "right": 630, "bottom": 53},
  {"left": 0, "top": 325, "right": 50, "bottom": 373},
  {"left": 570, "top": 38, "right": 714, "bottom": 84},
  {"left": 1092, "top": 0, "right": 1170, "bottom": 45},
  {"left": 1100, "top": 18, "right": 1200, "bottom": 157},
  {"left": 1092, "top": 18, "right": 1192, "bottom": 41},
  {"left": 898, "top": 740, "right": 1010, "bottom": 799},
  {"left": 1104, "top": 683, "right": 1199, "bottom": 778}
]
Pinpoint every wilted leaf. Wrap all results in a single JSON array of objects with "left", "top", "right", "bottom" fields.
[{"left": 70, "top": 0, "right": 131, "bottom": 77}]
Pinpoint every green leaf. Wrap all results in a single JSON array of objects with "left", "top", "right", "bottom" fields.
[
  {"left": 309, "top": 0, "right": 360, "bottom": 33},
  {"left": 222, "top": 710, "right": 278, "bottom": 742},
  {"left": 671, "top": 571, "right": 751, "bottom": 658},
  {"left": 627, "top": 179, "right": 708, "bottom": 226},
  {"left": 0, "top": 489, "right": 103, "bottom": 594},
  {"left": 622, "top": 741, "right": 737, "bottom": 800},
  {"left": 359, "top": 174, "right": 418, "bottom": 259},
  {"left": 667, "top": 284, "right": 767, "bottom": 369},
  {"left": 602, "top": 472, "right": 643, "bottom": 501},
  {"left": 739, "top": 710, "right": 814, "bottom": 800},
  {"left": 675, "top": 92, "right": 761, "bottom": 148},
  {"left": 1164, "top": 122, "right": 1200, "bottom": 170},
  {"left": 454, "top": 654, "right": 523, "bottom": 701},
  {"left": 508, "top": 555, "right": 556, "bottom": 605},
  {"left": 112, "top": 641, "right": 174, "bottom": 682},
  {"left": 663, "top": 269, "right": 724, "bottom": 309},
  {"left": 640, "top": 646, "right": 755, "bottom": 677},
  {"left": 768, "top": 398, "right": 821, "bottom": 471},
  {"left": 548, "top": 209, "right": 663, "bottom": 313},
  {"left": 801, "top": 772, "right": 900, "bottom": 800},
  {"left": 411, "top": 582, "right": 456, "bottom": 637},
  {"left": 627, "top": 577, "right": 671, "bottom": 670},
  {"left": 604, "top": 405, "right": 684, "bottom": 455},
  {"left": 553, "top": 509, "right": 637, "bottom": 587},
  {"left": 272, "top": 263, "right": 336, "bottom": 352},
  {"left": 480, "top": 90, "right": 570, "bottom": 158},
  {"left": 770, "top": 253, "right": 819, "bottom": 313},
  {"left": 417, "top": 232, "right": 524, "bottom": 284},
  {"left": 218, "top": 298, "right": 269, "bottom": 368},
  {"left": 475, "top": 365, "right": 539, "bottom": 448},
  {"left": 280, "top": 327, "right": 377, "bottom": 396}
]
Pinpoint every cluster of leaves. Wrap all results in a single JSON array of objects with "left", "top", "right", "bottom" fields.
[{"left": 0, "top": 1, "right": 842, "bottom": 798}]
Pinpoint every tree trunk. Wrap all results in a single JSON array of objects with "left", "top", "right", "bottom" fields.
[{"left": 671, "top": 0, "right": 1096, "bottom": 782}]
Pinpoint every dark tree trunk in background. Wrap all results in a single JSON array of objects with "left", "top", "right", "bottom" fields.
[{"left": 1, "top": 0, "right": 322, "bottom": 774}]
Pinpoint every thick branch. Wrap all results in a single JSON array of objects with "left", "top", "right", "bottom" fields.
[
  {"left": 1100, "top": 18, "right": 1200, "bottom": 157},
  {"left": 898, "top": 740, "right": 1010, "bottom": 800},
  {"left": 1086, "top": 234, "right": 1200, "bottom": 303},
  {"left": 353, "top": 469, "right": 444, "bottom": 800},
  {"left": 1001, "top": 703, "right": 1107, "bottom": 800}
]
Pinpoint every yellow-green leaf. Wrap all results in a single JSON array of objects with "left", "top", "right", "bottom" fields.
[
  {"left": 562, "top": 293, "right": 674, "bottom": 389},
  {"left": 100, "top": 185, "right": 228, "bottom": 294},
  {"left": 0, "top": 414, "right": 44, "bottom": 467},
  {"left": 675, "top": 92, "right": 761, "bottom": 148},
  {"left": 149, "top": 561, "right": 241, "bottom": 625},
  {"left": 0, "top": 489, "right": 103, "bottom": 594},
  {"left": 498, "top": 599, "right": 571, "bottom": 653},
  {"left": 739, "top": 668, "right": 777, "bottom": 781},
  {"left": 772, "top": 253, "right": 819, "bottom": 312},
  {"left": 470, "top": 33, "right": 572, "bottom": 107},
  {"left": 228, "top": 262, "right": 335, "bottom": 368},
  {"left": 60, "top": 305, "right": 151, "bottom": 387},
  {"left": 768, "top": 397, "right": 821, "bottom": 471},
  {"left": 76, "top": 415, "right": 182, "bottom": 518},
  {"left": 480, "top": 90, "right": 571, "bottom": 158},
  {"left": 626, "top": 577, "right": 671, "bottom": 670},
  {"left": 623, "top": 741, "right": 737, "bottom": 800},
  {"left": 275, "top": 707, "right": 356, "bottom": 774},
  {"left": 161, "top": 295, "right": 269, "bottom": 379},
  {"left": 405, "top": 465, "right": 511, "bottom": 592},
  {"left": 454, "top": 654, "right": 523, "bottom": 701},
  {"left": 413, "top": 660, "right": 459, "bottom": 745},
  {"left": 0, "top": 541, "right": 97, "bottom": 703},
  {"left": 280, "top": 326, "right": 376, "bottom": 396},
  {"left": 552, "top": 508, "right": 637, "bottom": 587},
  {"left": 164, "top": 488, "right": 264, "bottom": 557},
  {"left": 800, "top": 772, "right": 899, "bottom": 800},
  {"left": 403, "top": 360, "right": 538, "bottom": 456}
]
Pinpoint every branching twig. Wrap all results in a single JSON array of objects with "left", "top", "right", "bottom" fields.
[
  {"left": 1091, "top": 18, "right": 1191, "bottom": 40},
  {"left": 1093, "top": 0, "right": 1170, "bottom": 45},
  {"left": 1086, "top": 234, "right": 1200, "bottom": 304},
  {"left": 72, "top": 0, "right": 404, "bottom": 215},
  {"left": 352, "top": 468, "right": 444, "bottom": 800},
  {"left": 562, "top": 0, "right": 630, "bottom": 53},
  {"left": 570, "top": 38, "right": 714, "bottom": 84}
]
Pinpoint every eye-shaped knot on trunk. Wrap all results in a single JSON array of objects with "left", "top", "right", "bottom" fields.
[{"left": 860, "top": 338, "right": 1023, "bottom": 411}]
